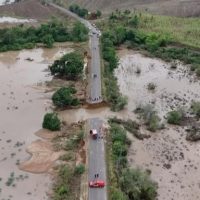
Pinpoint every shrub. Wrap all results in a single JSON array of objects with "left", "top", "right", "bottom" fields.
[
  {"left": 191, "top": 101, "right": 200, "bottom": 118},
  {"left": 53, "top": 165, "right": 73, "bottom": 199},
  {"left": 138, "top": 104, "right": 160, "bottom": 132},
  {"left": 147, "top": 82, "right": 156, "bottom": 91},
  {"left": 42, "top": 34, "right": 54, "bottom": 48},
  {"left": 52, "top": 87, "right": 79, "bottom": 108},
  {"left": 119, "top": 168, "right": 157, "bottom": 200},
  {"left": 110, "top": 187, "right": 128, "bottom": 200},
  {"left": 42, "top": 112, "right": 61, "bottom": 131},
  {"left": 167, "top": 110, "right": 184, "bottom": 125},
  {"left": 74, "top": 164, "right": 85, "bottom": 175}
]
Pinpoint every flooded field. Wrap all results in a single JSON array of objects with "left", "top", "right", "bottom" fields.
[
  {"left": 0, "top": 47, "right": 71, "bottom": 200},
  {"left": 116, "top": 49, "right": 200, "bottom": 200}
]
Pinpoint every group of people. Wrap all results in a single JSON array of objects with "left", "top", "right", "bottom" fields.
[
  {"left": 88, "top": 96, "right": 102, "bottom": 102},
  {"left": 94, "top": 173, "right": 99, "bottom": 178}
]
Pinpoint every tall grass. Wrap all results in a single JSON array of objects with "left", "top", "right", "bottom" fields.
[{"left": 139, "top": 13, "right": 200, "bottom": 49}]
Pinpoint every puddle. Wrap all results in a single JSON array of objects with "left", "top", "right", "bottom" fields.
[
  {"left": 0, "top": 47, "right": 72, "bottom": 199},
  {"left": 0, "top": 16, "right": 36, "bottom": 23},
  {"left": 116, "top": 49, "right": 200, "bottom": 200}
]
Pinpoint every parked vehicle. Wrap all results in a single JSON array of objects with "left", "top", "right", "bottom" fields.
[
  {"left": 90, "top": 129, "right": 98, "bottom": 139},
  {"left": 89, "top": 180, "right": 105, "bottom": 188}
]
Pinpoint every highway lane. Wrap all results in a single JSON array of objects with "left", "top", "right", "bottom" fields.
[
  {"left": 48, "top": 4, "right": 106, "bottom": 200},
  {"left": 88, "top": 118, "right": 107, "bottom": 200},
  {"left": 49, "top": 2, "right": 102, "bottom": 104}
]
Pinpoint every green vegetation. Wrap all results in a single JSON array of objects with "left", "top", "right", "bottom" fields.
[
  {"left": 107, "top": 122, "right": 157, "bottom": 200},
  {"left": 69, "top": 4, "right": 102, "bottom": 19},
  {"left": 52, "top": 87, "right": 80, "bottom": 108},
  {"left": 53, "top": 165, "right": 73, "bottom": 200},
  {"left": 64, "top": 130, "right": 84, "bottom": 150},
  {"left": 69, "top": 4, "right": 88, "bottom": 18},
  {"left": 135, "top": 104, "right": 161, "bottom": 132},
  {"left": 50, "top": 52, "right": 84, "bottom": 80},
  {"left": 191, "top": 101, "right": 200, "bottom": 118},
  {"left": 167, "top": 110, "right": 184, "bottom": 125},
  {"left": 101, "top": 31, "right": 127, "bottom": 111},
  {"left": 74, "top": 164, "right": 85, "bottom": 175},
  {"left": 108, "top": 117, "right": 148, "bottom": 140},
  {"left": 53, "top": 164, "right": 82, "bottom": 200},
  {"left": 0, "top": 20, "right": 88, "bottom": 52},
  {"left": 98, "top": 10, "right": 200, "bottom": 77},
  {"left": 119, "top": 168, "right": 157, "bottom": 200},
  {"left": 147, "top": 82, "right": 156, "bottom": 91},
  {"left": 138, "top": 13, "right": 200, "bottom": 49},
  {"left": 42, "top": 112, "right": 61, "bottom": 131}
]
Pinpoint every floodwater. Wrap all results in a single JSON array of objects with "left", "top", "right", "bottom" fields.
[
  {"left": 0, "top": 16, "right": 36, "bottom": 23},
  {"left": 0, "top": 47, "right": 71, "bottom": 200},
  {"left": 116, "top": 49, "right": 200, "bottom": 200},
  {"left": 0, "top": 0, "right": 14, "bottom": 6}
]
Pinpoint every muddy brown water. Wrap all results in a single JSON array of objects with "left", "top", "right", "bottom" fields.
[
  {"left": 0, "top": 47, "right": 72, "bottom": 200},
  {"left": 116, "top": 49, "right": 200, "bottom": 200},
  {"left": 1, "top": 45, "right": 199, "bottom": 200}
]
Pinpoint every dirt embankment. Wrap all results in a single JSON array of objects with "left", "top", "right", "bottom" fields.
[
  {"left": 19, "top": 131, "right": 65, "bottom": 174},
  {"left": 62, "top": 0, "right": 200, "bottom": 17},
  {"left": 0, "top": 0, "right": 68, "bottom": 20}
]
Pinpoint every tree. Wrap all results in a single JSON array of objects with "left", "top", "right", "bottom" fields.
[
  {"left": 52, "top": 87, "right": 79, "bottom": 108},
  {"left": 72, "top": 22, "right": 88, "bottom": 42},
  {"left": 69, "top": 4, "right": 80, "bottom": 12},
  {"left": 42, "top": 112, "right": 61, "bottom": 131},
  {"left": 50, "top": 51, "right": 84, "bottom": 79},
  {"left": 78, "top": 8, "right": 88, "bottom": 18}
]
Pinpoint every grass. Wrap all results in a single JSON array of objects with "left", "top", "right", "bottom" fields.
[{"left": 138, "top": 13, "right": 200, "bottom": 49}]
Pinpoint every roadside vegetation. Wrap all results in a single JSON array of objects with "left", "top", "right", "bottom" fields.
[
  {"left": 101, "top": 30, "right": 128, "bottom": 111},
  {"left": 42, "top": 112, "right": 61, "bottom": 131},
  {"left": 69, "top": 3, "right": 101, "bottom": 19},
  {"left": 52, "top": 87, "right": 80, "bottom": 108},
  {"left": 0, "top": 19, "right": 88, "bottom": 52},
  {"left": 98, "top": 10, "right": 200, "bottom": 77},
  {"left": 52, "top": 122, "right": 85, "bottom": 200},
  {"left": 108, "top": 117, "right": 150, "bottom": 140},
  {"left": 49, "top": 51, "right": 84, "bottom": 80},
  {"left": 107, "top": 122, "right": 157, "bottom": 200}
]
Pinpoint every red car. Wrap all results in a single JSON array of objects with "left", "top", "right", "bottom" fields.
[{"left": 89, "top": 180, "right": 105, "bottom": 188}]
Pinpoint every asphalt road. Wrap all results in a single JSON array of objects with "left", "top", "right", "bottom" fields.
[
  {"left": 88, "top": 118, "right": 107, "bottom": 200},
  {"left": 48, "top": 4, "right": 106, "bottom": 200},
  {"left": 49, "top": 3, "right": 102, "bottom": 104}
]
